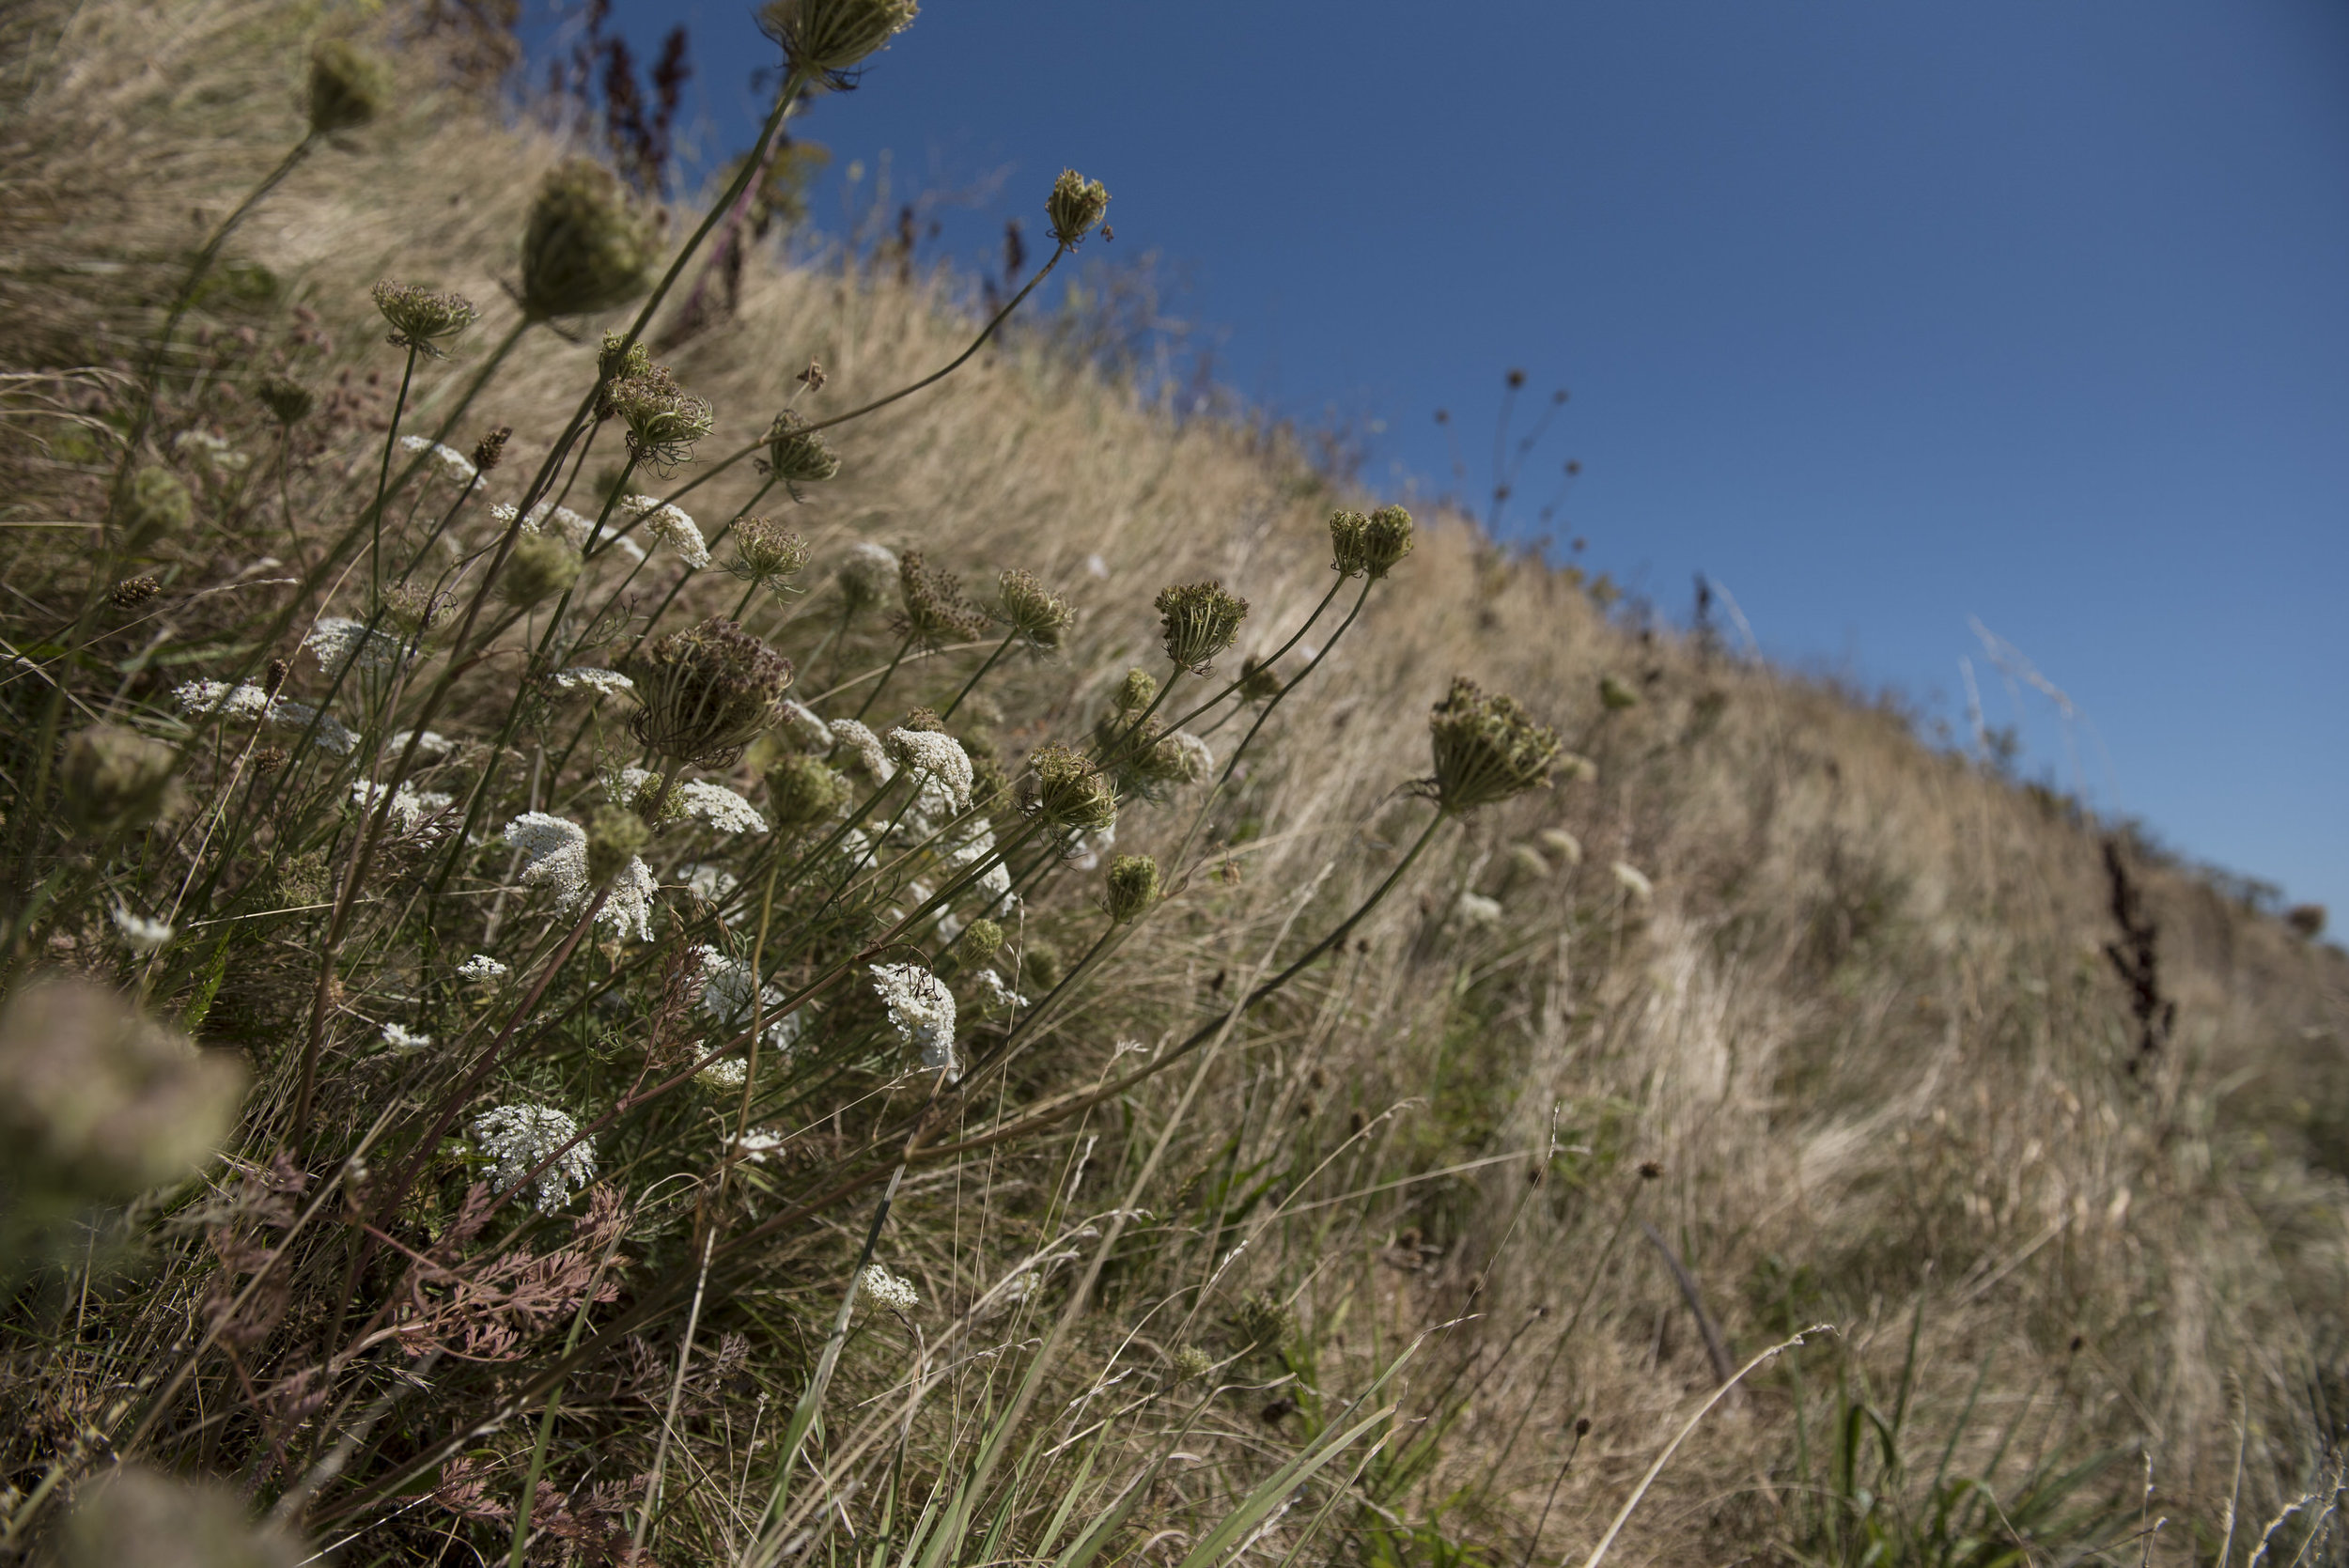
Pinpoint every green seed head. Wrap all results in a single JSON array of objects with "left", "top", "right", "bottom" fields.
[
  {"left": 994, "top": 569, "right": 1073, "bottom": 652},
  {"left": 764, "top": 410, "right": 843, "bottom": 484},
  {"left": 308, "top": 39, "right": 392, "bottom": 136},
  {"left": 598, "top": 331, "right": 653, "bottom": 387},
  {"left": 587, "top": 808, "right": 652, "bottom": 889},
  {"left": 957, "top": 918, "right": 1004, "bottom": 965},
  {"left": 497, "top": 533, "right": 583, "bottom": 609},
  {"left": 1019, "top": 743, "right": 1116, "bottom": 834},
  {"left": 61, "top": 724, "right": 182, "bottom": 836},
  {"left": 1598, "top": 674, "right": 1640, "bottom": 711},
  {"left": 622, "top": 617, "right": 796, "bottom": 768},
  {"left": 1173, "top": 1344, "right": 1213, "bottom": 1383},
  {"left": 1103, "top": 854, "right": 1160, "bottom": 924},
  {"left": 727, "top": 517, "right": 812, "bottom": 585},
  {"left": 1362, "top": 505, "right": 1415, "bottom": 580},
  {"left": 520, "top": 159, "right": 658, "bottom": 320},
  {"left": 1418, "top": 676, "right": 1563, "bottom": 815},
  {"left": 765, "top": 753, "right": 848, "bottom": 829},
  {"left": 255, "top": 373, "right": 314, "bottom": 426},
  {"left": 1047, "top": 168, "right": 1111, "bottom": 248},
  {"left": 757, "top": 0, "right": 919, "bottom": 82},
  {"left": 1153, "top": 581, "right": 1249, "bottom": 674},
  {"left": 606, "top": 365, "right": 714, "bottom": 471},
  {"left": 1327, "top": 509, "right": 1372, "bottom": 577},
  {"left": 1114, "top": 668, "right": 1157, "bottom": 715},
  {"left": 370, "top": 280, "right": 477, "bottom": 358}
]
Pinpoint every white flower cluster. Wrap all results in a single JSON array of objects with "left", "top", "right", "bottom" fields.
[
  {"left": 506, "top": 501, "right": 646, "bottom": 562},
  {"left": 975, "top": 968, "right": 1027, "bottom": 1010},
  {"left": 503, "top": 812, "right": 588, "bottom": 902},
  {"left": 173, "top": 679, "right": 356, "bottom": 754},
  {"left": 697, "top": 1056, "right": 749, "bottom": 1090},
  {"left": 693, "top": 944, "right": 806, "bottom": 1052},
  {"left": 679, "top": 863, "right": 738, "bottom": 903},
  {"left": 470, "top": 1102, "right": 597, "bottom": 1214},
  {"left": 827, "top": 719, "right": 891, "bottom": 782},
  {"left": 859, "top": 1263, "right": 920, "bottom": 1314},
  {"left": 1167, "top": 731, "right": 1214, "bottom": 782},
  {"left": 304, "top": 615, "right": 403, "bottom": 675},
  {"left": 389, "top": 728, "right": 455, "bottom": 756},
  {"left": 350, "top": 777, "right": 453, "bottom": 836},
  {"left": 381, "top": 1021, "right": 431, "bottom": 1053},
  {"left": 872, "top": 962, "right": 957, "bottom": 1079},
  {"left": 174, "top": 428, "right": 249, "bottom": 476},
  {"left": 677, "top": 779, "right": 767, "bottom": 835},
  {"left": 601, "top": 854, "right": 659, "bottom": 942},
  {"left": 1066, "top": 820, "right": 1115, "bottom": 872},
  {"left": 622, "top": 494, "right": 710, "bottom": 568},
  {"left": 457, "top": 953, "right": 507, "bottom": 982},
  {"left": 549, "top": 666, "right": 635, "bottom": 699},
  {"left": 727, "top": 1127, "right": 788, "bottom": 1164},
  {"left": 110, "top": 906, "right": 173, "bottom": 952},
  {"left": 398, "top": 433, "right": 478, "bottom": 487},
  {"left": 887, "top": 728, "right": 972, "bottom": 816}
]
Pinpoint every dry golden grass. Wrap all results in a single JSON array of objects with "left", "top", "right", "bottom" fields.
[{"left": 4, "top": 3, "right": 2346, "bottom": 1563}]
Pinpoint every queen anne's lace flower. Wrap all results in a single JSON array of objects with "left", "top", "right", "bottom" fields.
[
  {"left": 697, "top": 1056, "right": 749, "bottom": 1090},
  {"left": 550, "top": 666, "right": 636, "bottom": 698},
  {"left": 776, "top": 700, "right": 834, "bottom": 753},
  {"left": 887, "top": 728, "right": 972, "bottom": 815},
  {"left": 694, "top": 945, "right": 805, "bottom": 1050},
  {"left": 110, "top": 907, "right": 173, "bottom": 951},
  {"left": 975, "top": 969, "right": 1028, "bottom": 1010},
  {"left": 872, "top": 962, "right": 957, "bottom": 1079},
  {"left": 174, "top": 428, "right": 248, "bottom": 476},
  {"left": 677, "top": 779, "right": 767, "bottom": 835},
  {"left": 623, "top": 494, "right": 710, "bottom": 568},
  {"left": 388, "top": 728, "right": 455, "bottom": 756},
  {"left": 599, "top": 855, "right": 658, "bottom": 942},
  {"left": 457, "top": 954, "right": 507, "bottom": 982},
  {"left": 827, "top": 719, "right": 892, "bottom": 782},
  {"left": 304, "top": 615, "right": 404, "bottom": 675},
  {"left": 350, "top": 777, "right": 454, "bottom": 835},
  {"left": 503, "top": 812, "right": 589, "bottom": 906},
  {"left": 679, "top": 863, "right": 739, "bottom": 903},
  {"left": 381, "top": 1021, "right": 430, "bottom": 1053},
  {"left": 859, "top": 1264, "right": 920, "bottom": 1314},
  {"left": 727, "top": 1127, "right": 788, "bottom": 1163},
  {"left": 173, "top": 680, "right": 355, "bottom": 753},
  {"left": 398, "top": 433, "right": 479, "bottom": 487},
  {"left": 470, "top": 1102, "right": 596, "bottom": 1214}
]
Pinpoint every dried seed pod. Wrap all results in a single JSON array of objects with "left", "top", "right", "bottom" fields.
[
  {"left": 727, "top": 517, "right": 812, "bottom": 585},
  {"left": 757, "top": 0, "right": 919, "bottom": 82},
  {"left": 1362, "top": 505, "right": 1415, "bottom": 580},
  {"left": 624, "top": 617, "right": 795, "bottom": 768},
  {"left": 1153, "top": 581, "right": 1248, "bottom": 674},
  {"left": 108, "top": 575, "right": 162, "bottom": 610},
  {"left": 496, "top": 533, "right": 582, "bottom": 609},
  {"left": 254, "top": 373, "right": 314, "bottom": 426},
  {"left": 763, "top": 410, "right": 842, "bottom": 484},
  {"left": 764, "top": 753, "right": 847, "bottom": 828},
  {"left": 1018, "top": 743, "right": 1115, "bottom": 834},
  {"left": 1416, "top": 676, "right": 1562, "bottom": 815},
  {"left": 520, "top": 159, "right": 658, "bottom": 320},
  {"left": 993, "top": 568, "right": 1073, "bottom": 651},
  {"left": 1328, "top": 508, "right": 1372, "bottom": 577},
  {"left": 1103, "top": 854, "right": 1160, "bottom": 923}
]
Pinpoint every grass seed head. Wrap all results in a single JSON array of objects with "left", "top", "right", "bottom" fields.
[
  {"left": 521, "top": 159, "right": 658, "bottom": 320},
  {"left": 1047, "top": 168, "right": 1111, "bottom": 248},
  {"left": 471, "top": 425, "right": 511, "bottom": 472},
  {"left": 108, "top": 575, "right": 162, "bottom": 610},
  {"left": 307, "top": 39, "right": 391, "bottom": 137},
  {"left": 764, "top": 409, "right": 842, "bottom": 484},
  {"left": 1153, "top": 580, "right": 1249, "bottom": 674},
  {"left": 1420, "top": 675, "right": 1562, "bottom": 815},
  {"left": 624, "top": 617, "right": 796, "bottom": 768},
  {"left": 1598, "top": 673, "right": 1640, "bottom": 711},
  {"left": 369, "top": 279, "right": 477, "bottom": 358},
  {"left": 60, "top": 723, "right": 182, "bottom": 835}
]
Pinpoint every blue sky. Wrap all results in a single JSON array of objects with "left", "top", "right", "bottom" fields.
[{"left": 553, "top": 1, "right": 2349, "bottom": 921}]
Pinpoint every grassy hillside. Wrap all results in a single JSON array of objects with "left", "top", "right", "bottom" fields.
[{"left": 3, "top": 4, "right": 2345, "bottom": 1563}]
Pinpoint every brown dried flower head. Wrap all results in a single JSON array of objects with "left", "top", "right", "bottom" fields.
[
  {"left": 1153, "top": 581, "right": 1249, "bottom": 674},
  {"left": 623, "top": 617, "right": 795, "bottom": 767},
  {"left": 521, "top": 160, "right": 658, "bottom": 320}
]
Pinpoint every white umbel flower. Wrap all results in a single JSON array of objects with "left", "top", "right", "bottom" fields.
[
  {"left": 457, "top": 954, "right": 508, "bottom": 982},
  {"left": 776, "top": 700, "right": 833, "bottom": 753},
  {"left": 503, "top": 812, "right": 589, "bottom": 907},
  {"left": 398, "top": 433, "right": 479, "bottom": 487},
  {"left": 303, "top": 615, "right": 403, "bottom": 675},
  {"left": 172, "top": 679, "right": 355, "bottom": 753},
  {"left": 887, "top": 728, "right": 972, "bottom": 815},
  {"left": 470, "top": 1102, "right": 596, "bottom": 1214},
  {"left": 872, "top": 962, "right": 957, "bottom": 1079},
  {"left": 827, "top": 719, "right": 892, "bottom": 782},
  {"left": 110, "top": 907, "right": 173, "bottom": 951},
  {"left": 550, "top": 666, "right": 635, "bottom": 698},
  {"left": 623, "top": 493, "right": 710, "bottom": 568},
  {"left": 859, "top": 1264, "right": 920, "bottom": 1314},
  {"left": 727, "top": 1127, "right": 788, "bottom": 1163},
  {"left": 381, "top": 1021, "right": 431, "bottom": 1053},
  {"left": 694, "top": 944, "right": 805, "bottom": 1051},
  {"left": 350, "top": 777, "right": 454, "bottom": 835},
  {"left": 599, "top": 855, "right": 659, "bottom": 942},
  {"left": 974, "top": 968, "right": 1027, "bottom": 1010},
  {"left": 677, "top": 779, "right": 767, "bottom": 835},
  {"left": 697, "top": 1056, "right": 749, "bottom": 1090}
]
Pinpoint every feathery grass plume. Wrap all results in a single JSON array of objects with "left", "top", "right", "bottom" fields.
[
  {"left": 369, "top": 280, "right": 477, "bottom": 358},
  {"left": 765, "top": 753, "right": 847, "bottom": 828},
  {"left": 607, "top": 365, "right": 715, "bottom": 470},
  {"left": 838, "top": 541, "right": 898, "bottom": 611},
  {"left": 54, "top": 1465, "right": 308, "bottom": 1568},
  {"left": 520, "top": 158, "right": 658, "bottom": 320},
  {"left": 1047, "top": 167, "right": 1112, "bottom": 248},
  {"left": 872, "top": 961, "right": 957, "bottom": 1076},
  {"left": 957, "top": 917, "right": 1004, "bottom": 964},
  {"left": 896, "top": 549, "right": 988, "bottom": 647},
  {"left": 1417, "top": 675, "right": 1562, "bottom": 815},
  {"left": 1362, "top": 504, "right": 1416, "bottom": 579},
  {"left": 108, "top": 574, "right": 162, "bottom": 610},
  {"left": 307, "top": 38, "right": 391, "bottom": 136},
  {"left": 1598, "top": 673, "right": 1640, "bottom": 711},
  {"left": 726, "top": 516, "right": 812, "bottom": 585},
  {"left": 763, "top": 409, "right": 842, "bottom": 484},
  {"left": 254, "top": 372, "right": 313, "bottom": 426},
  {"left": 994, "top": 568, "right": 1074, "bottom": 651},
  {"left": 1328, "top": 508, "right": 1372, "bottom": 577},
  {"left": 0, "top": 976, "right": 245, "bottom": 1202},
  {"left": 1154, "top": 580, "right": 1249, "bottom": 673},
  {"left": 109, "top": 907, "right": 173, "bottom": 952},
  {"left": 1104, "top": 854, "right": 1160, "bottom": 923},
  {"left": 1019, "top": 742, "right": 1116, "bottom": 834},
  {"left": 1508, "top": 843, "right": 1551, "bottom": 880},
  {"left": 60, "top": 723, "right": 182, "bottom": 835},
  {"left": 118, "top": 466, "right": 192, "bottom": 548},
  {"left": 1114, "top": 667, "right": 1157, "bottom": 714},
  {"left": 758, "top": 0, "right": 919, "bottom": 84},
  {"left": 1610, "top": 860, "right": 1655, "bottom": 901},
  {"left": 624, "top": 616, "right": 795, "bottom": 767},
  {"left": 496, "top": 532, "right": 582, "bottom": 608},
  {"left": 1538, "top": 826, "right": 1583, "bottom": 865}
]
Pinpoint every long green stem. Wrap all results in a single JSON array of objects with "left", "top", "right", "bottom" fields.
[
  {"left": 940, "top": 629, "right": 1019, "bottom": 721},
  {"left": 369, "top": 346, "right": 420, "bottom": 595},
  {"left": 853, "top": 630, "right": 917, "bottom": 722}
]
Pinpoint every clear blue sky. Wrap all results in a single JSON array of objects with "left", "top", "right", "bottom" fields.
[{"left": 549, "top": 1, "right": 2349, "bottom": 922}]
